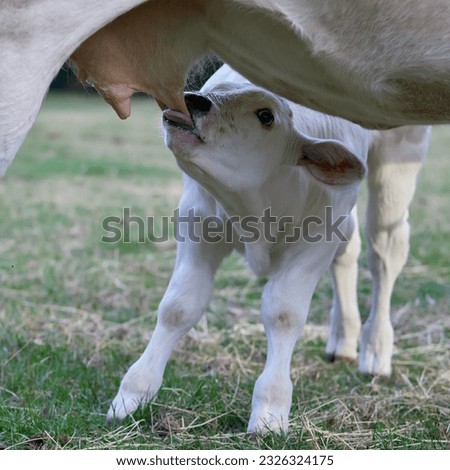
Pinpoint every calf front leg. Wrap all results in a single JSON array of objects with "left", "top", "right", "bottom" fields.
[
  {"left": 248, "top": 267, "right": 321, "bottom": 434},
  {"left": 107, "top": 238, "right": 230, "bottom": 421},
  {"left": 360, "top": 126, "right": 430, "bottom": 376}
]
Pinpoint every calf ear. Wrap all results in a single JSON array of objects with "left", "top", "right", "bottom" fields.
[{"left": 298, "top": 139, "right": 366, "bottom": 186}]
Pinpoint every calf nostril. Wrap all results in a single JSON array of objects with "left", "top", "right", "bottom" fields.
[{"left": 185, "top": 93, "right": 212, "bottom": 113}]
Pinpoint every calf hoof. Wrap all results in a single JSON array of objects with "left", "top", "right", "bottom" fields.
[
  {"left": 247, "top": 407, "right": 289, "bottom": 435},
  {"left": 358, "top": 349, "right": 392, "bottom": 376},
  {"left": 359, "top": 321, "right": 393, "bottom": 376},
  {"left": 247, "top": 418, "right": 288, "bottom": 435},
  {"left": 325, "top": 339, "right": 358, "bottom": 363},
  {"left": 106, "top": 389, "right": 151, "bottom": 422},
  {"left": 106, "top": 363, "right": 162, "bottom": 422},
  {"left": 326, "top": 353, "right": 357, "bottom": 364}
]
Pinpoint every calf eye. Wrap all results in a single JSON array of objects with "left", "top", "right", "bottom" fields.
[{"left": 256, "top": 108, "right": 274, "bottom": 127}]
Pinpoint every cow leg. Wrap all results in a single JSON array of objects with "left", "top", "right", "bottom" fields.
[
  {"left": 107, "top": 228, "right": 231, "bottom": 421},
  {"left": 248, "top": 266, "right": 321, "bottom": 433},
  {"left": 359, "top": 126, "right": 431, "bottom": 375},
  {"left": 0, "top": 1, "right": 150, "bottom": 176},
  {"left": 326, "top": 207, "right": 362, "bottom": 361}
]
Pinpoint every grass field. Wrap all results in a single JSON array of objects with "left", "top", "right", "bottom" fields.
[{"left": 0, "top": 92, "right": 449, "bottom": 450}]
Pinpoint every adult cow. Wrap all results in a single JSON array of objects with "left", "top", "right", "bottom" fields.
[{"left": 1, "top": 0, "right": 450, "bottom": 176}]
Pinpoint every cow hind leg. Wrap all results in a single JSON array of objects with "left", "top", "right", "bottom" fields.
[{"left": 359, "top": 126, "right": 430, "bottom": 376}]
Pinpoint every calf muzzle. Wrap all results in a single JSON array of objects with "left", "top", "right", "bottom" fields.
[{"left": 185, "top": 93, "right": 212, "bottom": 115}]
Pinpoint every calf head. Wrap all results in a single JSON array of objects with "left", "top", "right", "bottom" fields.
[{"left": 163, "top": 83, "right": 366, "bottom": 205}]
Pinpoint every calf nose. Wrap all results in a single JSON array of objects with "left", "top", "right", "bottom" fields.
[{"left": 185, "top": 93, "right": 212, "bottom": 114}]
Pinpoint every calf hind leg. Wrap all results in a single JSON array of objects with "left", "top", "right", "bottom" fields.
[
  {"left": 326, "top": 208, "right": 362, "bottom": 362},
  {"left": 359, "top": 126, "right": 430, "bottom": 376}
]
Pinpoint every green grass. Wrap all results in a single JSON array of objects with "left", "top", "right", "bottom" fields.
[{"left": 0, "top": 92, "right": 449, "bottom": 449}]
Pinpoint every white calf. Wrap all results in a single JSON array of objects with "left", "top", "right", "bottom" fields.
[{"left": 108, "top": 66, "right": 431, "bottom": 433}]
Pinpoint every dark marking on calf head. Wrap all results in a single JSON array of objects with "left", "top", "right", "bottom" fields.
[{"left": 185, "top": 54, "right": 224, "bottom": 92}]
